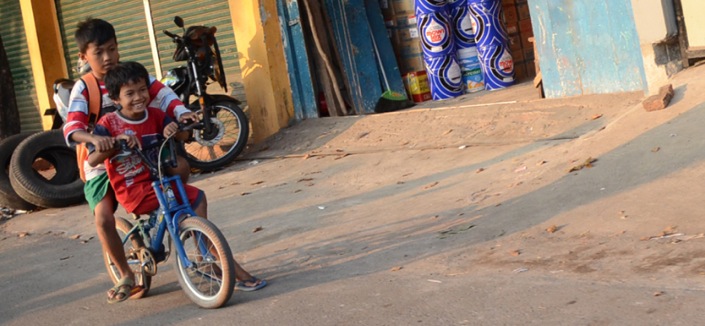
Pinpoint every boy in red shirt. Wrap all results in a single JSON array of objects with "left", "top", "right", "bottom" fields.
[{"left": 88, "top": 61, "right": 265, "bottom": 303}]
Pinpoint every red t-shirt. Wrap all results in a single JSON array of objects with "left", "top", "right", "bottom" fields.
[{"left": 92, "top": 108, "right": 171, "bottom": 213}]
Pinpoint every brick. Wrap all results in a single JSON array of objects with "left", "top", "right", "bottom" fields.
[
  {"left": 511, "top": 48, "right": 524, "bottom": 63},
  {"left": 505, "top": 20, "right": 519, "bottom": 34},
  {"left": 503, "top": 5, "right": 519, "bottom": 23},
  {"left": 526, "top": 61, "right": 536, "bottom": 77},
  {"left": 517, "top": 2, "right": 531, "bottom": 20},
  {"left": 513, "top": 62, "right": 527, "bottom": 81},
  {"left": 507, "top": 33, "right": 522, "bottom": 51},
  {"left": 520, "top": 31, "right": 534, "bottom": 49},
  {"left": 642, "top": 84, "right": 674, "bottom": 112},
  {"left": 519, "top": 18, "right": 533, "bottom": 34}
]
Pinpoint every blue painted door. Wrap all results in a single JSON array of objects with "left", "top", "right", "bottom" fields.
[
  {"left": 278, "top": 0, "right": 318, "bottom": 120},
  {"left": 530, "top": 0, "right": 647, "bottom": 97}
]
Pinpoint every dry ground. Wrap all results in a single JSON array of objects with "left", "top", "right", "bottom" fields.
[{"left": 3, "top": 64, "right": 705, "bottom": 325}]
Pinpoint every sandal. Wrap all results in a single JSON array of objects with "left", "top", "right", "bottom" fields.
[
  {"left": 235, "top": 277, "right": 267, "bottom": 292},
  {"left": 107, "top": 277, "right": 137, "bottom": 304}
]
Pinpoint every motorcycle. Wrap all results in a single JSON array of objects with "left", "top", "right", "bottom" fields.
[{"left": 161, "top": 16, "right": 249, "bottom": 171}]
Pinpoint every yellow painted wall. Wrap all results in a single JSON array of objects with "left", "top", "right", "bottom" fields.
[
  {"left": 682, "top": 0, "right": 705, "bottom": 47},
  {"left": 20, "top": 0, "right": 68, "bottom": 130},
  {"left": 228, "top": 0, "right": 294, "bottom": 143}
]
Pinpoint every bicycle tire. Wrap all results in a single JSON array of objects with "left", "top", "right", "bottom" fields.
[
  {"left": 173, "top": 216, "right": 235, "bottom": 308},
  {"left": 0, "top": 132, "right": 38, "bottom": 210},
  {"left": 179, "top": 101, "right": 249, "bottom": 171},
  {"left": 103, "top": 217, "right": 151, "bottom": 299}
]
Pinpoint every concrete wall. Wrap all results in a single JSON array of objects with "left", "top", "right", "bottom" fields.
[
  {"left": 681, "top": 0, "right": 705, "bottom": 47},
  {"left": 530, "top": 0, "right": 647, "bottom": 98},
  {"left": 229, "top": 0, "right": 294, "bottom": 143},
  {"left": 19, "top": 0, "right": 68, "bottom": 130},
  {"left": 630, "top": 0, "right": 682, "bottom": 95}
]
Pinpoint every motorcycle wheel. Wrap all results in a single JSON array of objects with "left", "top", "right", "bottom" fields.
[{"left": 179, "top": 101, "right": 249, "bottom": 171}]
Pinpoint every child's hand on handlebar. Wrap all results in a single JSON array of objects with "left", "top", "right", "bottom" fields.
[
  {"left": 116, "top": 134, "right": 141, "bottom": 150},
  {"left": 178, "top": 111, "right": 199, "bottom": 124},
  {"left": 91, "top": 135, "right": 116, "bottom": 152},
  {"left": 164, "top": 122, "right": 180, "bottom": 138}
]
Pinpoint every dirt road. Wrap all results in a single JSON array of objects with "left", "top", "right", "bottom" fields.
[{"left": 3, "top": 64, "right": 705, "bottom": 325}]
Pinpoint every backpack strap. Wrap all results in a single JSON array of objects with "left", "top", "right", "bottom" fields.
[
  {"left": 80, "top": 73, "right": 102, "bottom": 126},
  {"left": 76, "top": 73, "right": 102, "bottom": 183}
]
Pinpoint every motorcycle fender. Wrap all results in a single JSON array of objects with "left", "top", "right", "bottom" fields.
[{"left": 191, "top": 94, "right": 242, "bottom": 108}]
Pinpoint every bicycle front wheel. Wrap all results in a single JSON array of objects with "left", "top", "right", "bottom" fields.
[
  {"left": 103, "top": 217, "right": 151, "bottom": 299},
  {"left": 173, "top": 216, "right": 235, "bottom": 308}
]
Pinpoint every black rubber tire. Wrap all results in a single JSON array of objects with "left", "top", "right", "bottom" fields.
[
  {"left": 179, "top": 101, "right": 249, "bottom": 171},
  {"left": 174, "top": 216, "right": 235, "bottom": 308},
  {"left": 0, "top": 132, "right": 38, "bottom": 210},
  {"left": 103, "top": 217, "right": 151, "bottom": 299},
  {"left": 9, "top": 130, "right": 84, "bottom": 208}
]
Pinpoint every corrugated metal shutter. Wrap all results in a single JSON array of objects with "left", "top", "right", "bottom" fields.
[
  {"left": 55, "top": 0, "right": 246, "bottom": 106},
  {"left": 150, "top": 0, "right": 246, "bottom": 104},
  {"left": 1, "top": 0, "right": 42, "bottom": 132},
  {"left": 56, "top": 0, "right": 154, "bottom": 79}
]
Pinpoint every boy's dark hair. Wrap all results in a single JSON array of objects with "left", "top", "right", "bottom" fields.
[
  {"left": 75, "top": 18, "right": 117, "bottom": 53},
  {"left": 104, "top": 62, "right": 150, "bottom": 100}
]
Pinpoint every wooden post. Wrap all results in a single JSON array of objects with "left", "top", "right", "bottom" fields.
[{"left": 673, "top": 0, "right": 690, "bottom": 68}]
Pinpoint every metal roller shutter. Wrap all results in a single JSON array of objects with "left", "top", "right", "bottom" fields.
[
  {"left": 55, "top": 0, "right": 246, "bottom": 106},
  {"left": 150, "top": 0, "right": 246, "bottom": 104},
  {"left": 1, "top": 0, "right": 42, "bottom": 132},
  {"left": 56, "top": 0, "right": 154, "bottom": 79}
]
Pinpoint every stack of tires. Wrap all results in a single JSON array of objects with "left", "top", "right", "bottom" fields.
[{"left": 0, "top": 130, "right": 84, "bottom": 211}]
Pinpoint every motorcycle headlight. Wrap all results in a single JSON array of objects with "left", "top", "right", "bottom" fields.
[{"left": 161, "top": 72, "right": 179, "bottom": 88}]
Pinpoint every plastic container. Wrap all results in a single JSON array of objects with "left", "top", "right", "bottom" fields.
[
  {"left": 467, "top": 0, "right": 508, "bottom": 49},
  {"left": 424, "top": 54, "right": 464, "bottom": 100},
  {"left": 417, "top": 10, "right": 455, "bottom": 57},
  {"left": 449, "top": 1, "right": 475, "bottom": 49},
  {"left": 414, "top": 0, "right": 447, "bottom": 15},
  {"left": 477, "top": 42, "right": 514, "bottom": 90}
]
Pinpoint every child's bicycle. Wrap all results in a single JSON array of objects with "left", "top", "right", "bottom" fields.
[{"left": 103, "top": 125, "right": 235, "bottom": 308}]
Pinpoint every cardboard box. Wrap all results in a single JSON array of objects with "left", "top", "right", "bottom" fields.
[
  {"left": 504, "top": 20, "right": 519, "bottom": 35},
  {"left": 391, "top": 0, "right": 415, "bottom": 16},
  {"left": 517, "top": 2, "right": 531, "bottom": 20},
  {"left": 395, "top": 27, "right": 421, "bottom": 49},
  {"left": 394, "top": 14, "right": 417, "bottom": 28},
  {"left": 398, "top": 53, "right": 425, "bottom": 74},
  {"left": 380, "top": 0, "right": 395, "bottom": 20},
  {"left": 503, "top": 5, "right": 518, "bottom": 23},
  {"left": 519, "top": 18, "right": 533, "bottom": 34}
]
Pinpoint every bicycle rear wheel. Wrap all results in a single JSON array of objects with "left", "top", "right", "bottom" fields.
[
  {"left": 103, "top": 217, "right": 152, "bottom": 299},
  {"left": 173, "top": 216, "right": 235, "bottom": 308}
]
